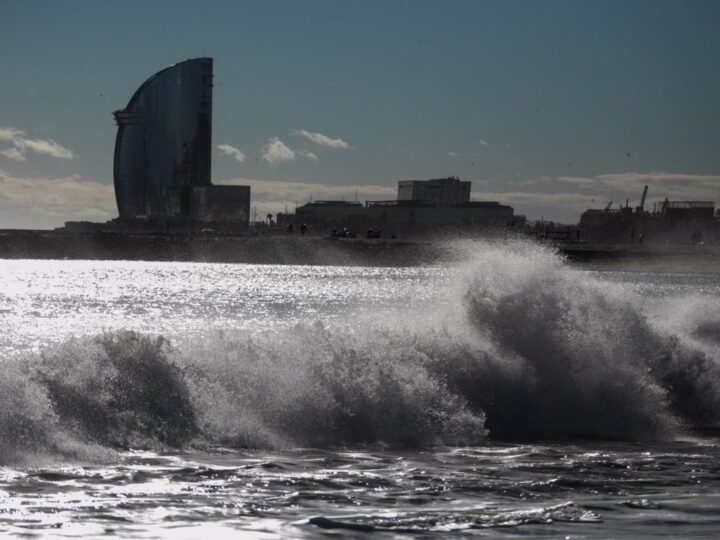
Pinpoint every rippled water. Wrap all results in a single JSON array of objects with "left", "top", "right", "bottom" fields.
[
  {"left": 0, "top": 260, "right": 441, "bottom": 355},
  {"left": 1, "top": 240, "right": 719, "bottom": 537},
  {"left": 3, "top": 442, "right": 720, "bottom": 538}
]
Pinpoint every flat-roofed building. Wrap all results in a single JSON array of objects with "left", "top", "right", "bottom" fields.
[
  {"left": 291, "top": 177, "right": 521, "bottom": 237},
  {"left": 397, "top": 176, "right": 471, "bottom": 205}
]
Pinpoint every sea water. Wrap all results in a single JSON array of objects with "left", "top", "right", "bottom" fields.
[{"left": 0, "top": 240, "right": 719, "bottom": 538}]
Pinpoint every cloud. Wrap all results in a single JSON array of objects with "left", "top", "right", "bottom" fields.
[
  {"left": 15, "top": 138, "right": 75, "bottom": 159},
  {"left": 599, "top": 172, "right": 720, "bottom": 203},
  {"left": 479, "top": 140, "right": 489, "bottom": 146},
  {"left": 219, "top": 177, "right": 396, "bottom": 201},
  {"left": 0, "top": 147, "right": 26, "bottom": 161},
  {"left": 0, "top": 127, "right": 26, "bottom": 142},
  {"left": 556, "top": 175, "right": 598, "bottom": 186},
  {"left": 477, "top": 190, "right": 593, "bottom": 207},
  {"left": 261, "top": 137, "right": 318, "bottom": 165},
  {"left": 483, "top": 170, "right": 720, "bottom": 222},
  {"left": 221, "top": 169, "right": 718, "bottom": 224},
  {"left": 447, "top": 147, "right": 490, "bottom": 158},
  {"left": 295, "top": 129, "right": 352, "bottom": 149},
  {"left": 473, "top": 190, "right": 597, "bottom": 223},
  {"left": 0, "top": 168, "right": 116, "bottom": 227},
  {"left": 217, "top": 176, "right": 396, "bottom": 217},
  {"left": 596, "top": 171, "right": 720, "bottom": 188},
  {"left": 552, "top": 171, "right": 720, "bottom": 201},
  {"left": 296, "top": 150, "right": 318, "bottom": 161},
  {"left": 0, "top": 126, "right": 75, "bottom": 161},
  {"left": 217, "top": 143, "right": 246, "bottom": 162},
  {"left": 262, "top": 137, "right": 296, "bottom": 164}
]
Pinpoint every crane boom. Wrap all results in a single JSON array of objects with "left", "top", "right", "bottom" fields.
[{"left": 639, "top": 185, "right": 648, "bottom": 211}]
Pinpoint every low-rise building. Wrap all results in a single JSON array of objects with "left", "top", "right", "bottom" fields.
[
  {"left": 397, "top": 176, "right": 471, "bottom": 205},
  {"left": 579, "top": 198, "right": 718, "bottom": 244},
  {"left": 288, "top": 177, "right": 521, "bottom": 237}
]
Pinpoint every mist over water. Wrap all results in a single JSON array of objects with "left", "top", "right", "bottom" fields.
[{"left": 1, "top": 240, "right": 719, "bottom": 537}]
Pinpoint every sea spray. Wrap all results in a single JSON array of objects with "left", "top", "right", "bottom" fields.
[
  {"left": 2, "top": 240, "right": 719, "bottom": 464},
  {"left": 0, "top": 357, "right": 114, "bottom": 464},
  {"left": 180, "top": 323, "right": 488, "bottom": 448},
  {"left": 448, "top": 240, "right": 720, "bottom": 438},
  {"left": 0, "top": 362, "right": 59, "bottom": 462}
]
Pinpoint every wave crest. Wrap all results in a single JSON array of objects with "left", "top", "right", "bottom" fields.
[
  {"left": 2, "top": 240, "right": 719, "bottom": 463},
  {"left": 454, "top": 241, "right": 720, "bottom": 439}
]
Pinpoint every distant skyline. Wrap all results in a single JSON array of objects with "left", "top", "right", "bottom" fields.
[{"left": 1, "top": 0, "right": 719, "bottom": 228}]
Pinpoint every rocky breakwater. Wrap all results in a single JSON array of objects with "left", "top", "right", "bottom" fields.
[{"left": 0, "top": 230, "right": 451, "bottom": 267}]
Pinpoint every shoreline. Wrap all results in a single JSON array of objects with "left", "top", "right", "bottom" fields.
[{"left": 0, "top": 229, "right": 718, "bottom": 271}]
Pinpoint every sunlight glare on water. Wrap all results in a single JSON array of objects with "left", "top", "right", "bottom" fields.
[
  {"left": 1, "top": 245, "right": 720, "bottom": 538},
  {"left": 0, "top": 259, "right": 444, "bottom": 355}
]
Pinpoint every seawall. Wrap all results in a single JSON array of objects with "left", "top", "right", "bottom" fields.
[
  {"left": 0, "top": 230, "right": 449, "bottom": 267},
  {"left": 0, "top": 230, "right": 717, "bottom": 271}
]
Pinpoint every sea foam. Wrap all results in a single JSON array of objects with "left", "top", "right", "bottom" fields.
[{"left": 2, "top": 240, "right": 719, "bottom": 464}]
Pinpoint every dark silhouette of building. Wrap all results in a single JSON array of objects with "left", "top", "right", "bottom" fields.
[
  {"left": 579, "top": 189, "right": 718, "bottom": 244},
  {"left": 113, "top": 58, "right": 249, "bottom": 225},
  {"left": 397, "top": 176, "right": 472, "bottom": 205},
  {"left": 287, "top": 178, "right": 521, "bottom": 237}
]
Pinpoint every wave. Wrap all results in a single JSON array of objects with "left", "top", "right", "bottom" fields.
[
  {"left": 306, "top": 501, "right": 601, "bottom": 533},
  {"left": 2, "top": 240, "right": 719, "bottom": 463}
]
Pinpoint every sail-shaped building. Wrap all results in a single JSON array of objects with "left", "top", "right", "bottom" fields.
[{"left": 113, "top": 58, "right": 249, "bottom": 224}]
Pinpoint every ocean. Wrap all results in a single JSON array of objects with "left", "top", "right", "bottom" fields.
[{"left": 1, "top": 240, "right": 719, "bottom": 538}]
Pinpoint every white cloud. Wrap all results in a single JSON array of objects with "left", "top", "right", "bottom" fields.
[
  {"left": 477, "top": 190, "right": 593, "bottom": 207},
  {"left": 0, "top": 127, "right": 26, "bottom": 142},
  {"left": 556, "top": 175, "right": 598, "bottom": 186},
  {"left": 295, "top": 129, "right": 352, "bottom": 149},
  {"left": 219, "top": 177, "right": 396, "bottom": 201},
  {"left": 221, "top": 169, "right": 719, "bottom": 224},
  {"left": 0, "top": 168, "right": 116, "bottom": 227},
  {"left": 596, "top": 171, "right": 720, "bottom": 188},
  {"left": 15, "top": 137, "right": 75, "bottom": 159},
  {"left": 595, "top": 172, "right": 720, "bottom": 203},
  {"left": 448, "top": 148, "right": 490, "bottom": 157},
  {"left": 481, "top": 170, "right": 720, "bottom": 223},
  {"left": 0, "top": 147, "right": 26, "bottom": 161},
  {"left": 0, "top": 126, "right": 75, "bottom": 161},
  {"left": 551, "top": 171, "right": 720, "bottom": 201},
  {"left": 296, "top": 150, "right": 318, "bottom": 161},
  {"left": 217, "top": 176, "right": 396, "bottom": 217},
  {"left": 479, "top": 140, "right": 489, "bottom": 146},
  {"left": 261, "top": 137, "right": 318, "bottom": 165},
  {"left": 217, "top": 143, "right": 246, "bottom": 162},
  {"left": 473, "top": 190, "right": 597, "bottom": 223},
  {"left": 262, "top": 137, "right": 296, "bottom": 165}
]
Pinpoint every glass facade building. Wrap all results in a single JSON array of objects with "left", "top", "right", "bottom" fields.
[{"left": 113, "top": 58, "right": 213, "bottom": 219}]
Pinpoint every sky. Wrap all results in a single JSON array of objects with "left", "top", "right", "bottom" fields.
[{"left": 1, "top": 0, "right": 719, "bottom": 228}]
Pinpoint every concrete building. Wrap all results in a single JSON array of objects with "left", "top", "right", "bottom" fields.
[
  {"left": 397, "top": 176, "right": 471, "bottom": 205},
  {"left": 290, "top": 178, "right": 520, "bottom": 237},
  {"left": 579, "top": 198, "right": 718, "bottom": 244},
  {"left": 113, "top": 58, "right": 249, "bottom": 225}
]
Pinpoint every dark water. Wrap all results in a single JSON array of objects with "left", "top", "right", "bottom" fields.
[
  {"left": 1, "top": 240, "right": 719, "bottom": 537},
  {"left": 3, "top": 441, "right": 720, "bottom": 538}
]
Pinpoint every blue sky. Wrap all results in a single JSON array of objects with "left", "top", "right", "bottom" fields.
[{"left": 1, "top": 0, "right": 719, "bottom": 227}]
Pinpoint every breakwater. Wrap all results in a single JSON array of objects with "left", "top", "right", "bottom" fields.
[
  {"left": 0, "top": 230, "right": 447, "bottom": 266},
  {"left": 0, "top": 229, "right": 717, "bottom": 270}
]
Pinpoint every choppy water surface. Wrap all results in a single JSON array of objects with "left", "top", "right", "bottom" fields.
[{"left": 1, "top": 241, "right": 719, "bottom": 538}]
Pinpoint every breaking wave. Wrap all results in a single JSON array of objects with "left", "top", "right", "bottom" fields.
[{"left": 2, "top": 240, "right": 719, "bottom": 463}]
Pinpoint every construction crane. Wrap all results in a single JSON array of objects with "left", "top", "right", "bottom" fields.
[
  {"left": 604, "top": 201, "right": 613, "bottom": 211},
  {"left": 639, "top": 185, "right": 648, "bottom": 212}
]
